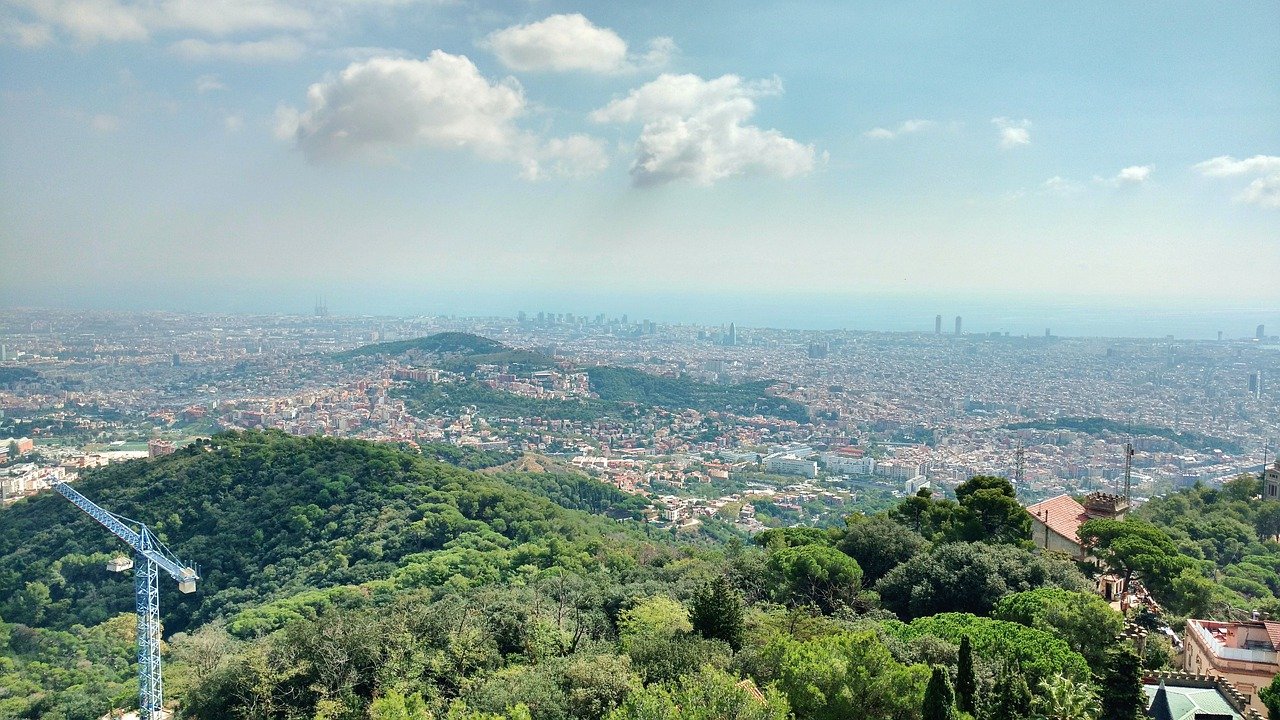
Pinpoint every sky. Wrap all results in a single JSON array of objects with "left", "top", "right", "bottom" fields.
[{"left": 0, "top": 1, "right": 1277, "bottom": 329}]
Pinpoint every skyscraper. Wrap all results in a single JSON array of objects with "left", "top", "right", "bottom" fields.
[
  {"left": 954, "top": 316, "right": 962, "bottom": 335},
  {"left": 1258, "top": 325, "right": 1267, "bottom": 341},
  {"left": 935, "top": 315, "right": 942, "bottom": 335},
  {"left": 727, "top": 323, "right": 737, "bottom": 346}
]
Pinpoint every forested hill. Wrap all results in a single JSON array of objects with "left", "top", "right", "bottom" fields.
[
  {"left": 0, "top": 431, "right": 653, "bottom": 637},
  {"left": 338, "top": 332, "right": 808, "bottom": 421},
  {"left": 5, "top": 458, "right": 1150, "bottom": 720},
  {"left": 585, "top": 367, "right": 808, "bottom": 423},
  {"left": 334, "top": 332, "right": 559, "bottom": 373},
  {"left": 337, "top": 332, "right": 508, "bottom": 359}
]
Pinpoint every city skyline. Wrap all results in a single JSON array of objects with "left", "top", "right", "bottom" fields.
[{"left": 1, "top": 2, "right": 1278, "bottom": 312}]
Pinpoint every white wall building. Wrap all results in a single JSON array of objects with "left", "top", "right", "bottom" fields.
[{"left": 765, "top": 454, "right": 818, "bottom": 478}]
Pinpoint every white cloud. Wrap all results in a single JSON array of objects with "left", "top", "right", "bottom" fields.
[
  {"left": 638, "top": 36, "right": 675, "bottom": 69},
  {"left": 223, "top": 112, "right": 243, "bottom": 132},
  {"left": 170, "top": 36, "right": 305, "bottom": 62},
  {"left": 1093, "top": 165, "right": 1152, "bottom": 187},
  {"left": 591, "top": 73, "right": 815, "bottom": 187},
  {"left": 2, "top": 19, "right": 54, "bottom": 46},
  {"left": 863, "top": 118, "right": 934, "bottom": 140},
  {"left": 1194, "top": 154, "right": 1280, "bottom": 178},
  {"left": 6, "top": 0, "right": 314, "bottom": 44},
  {"left": 195, "top": 73, "right": 225, "bottom": 93},
  {"left": 1114, "top": 165, "right": 1151, "bottom": 183},
  {"left": 1195, "top": 154, "right": 1280, "bottom": 208},
  {"left": 90, "top": 112, "right": 120, "bottom": 133},
  {"left": 519, "top": 134, "right": 609, "bottom": 180},
  {"left": 1239, "top": 174, "right": 1280, "bottom": 208},
  {"left": 1041, "top": 176, "right": 1082, "bottom": 195},
  {"left": 481, "top": 13, "right": 672, "bottom": 74},
  {"left": 277, "top": 51, "right": 606, "bottom": 179},
  {"left": 992, "top": 117, "right": 1030, "bottom": 149}
]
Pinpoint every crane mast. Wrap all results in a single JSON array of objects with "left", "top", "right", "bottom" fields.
[{"left": 53, "top": 481, "right": 199, "bottom": 719}]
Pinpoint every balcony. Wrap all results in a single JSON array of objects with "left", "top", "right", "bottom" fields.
[{"left": 1191, "top": 621, "right": 1279, "bottom": 665}]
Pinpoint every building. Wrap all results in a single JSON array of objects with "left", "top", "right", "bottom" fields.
[
  {"left": 1183, "top": 618, "right": 1280, "bottom": 713},
  {"left": 1025, "top": 491, "right": 1130, "bottom": 560},
  {"left": 1265, "top": 461, "right": 1280, "bottom": 502},
  {"left": 954, "top": 316, "right": 963, "bottom": 335},
  {"left": 905, "top": 476, "right": 930, "bottom": 494},
  {"left": 1258, "top": 324, "right": 1267, "bottom": 341},
  {"left": 935, "top": 315, "right": 942, "bottom": 335},
  {"left": 147, "top": 439, "right": 176, "bottom": 458},
  {"left": 765, "top": 454, "right": 818, "bottom": 479},
  {"left": 821, "top": 449, "right": 874, "bottom": 475},
  {"left": 4, "top": 437, "right": 34, "bottom": 456},
  {"left": 1144, "top": 671, "right": 1265, "bottom": 720}
]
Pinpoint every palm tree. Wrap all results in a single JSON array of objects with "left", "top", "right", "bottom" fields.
[{"left": 1034, "top": 674, "right": 1099, "bottom": 720}]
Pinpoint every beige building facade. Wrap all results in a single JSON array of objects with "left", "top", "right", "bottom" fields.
[{"left": 1184, "top": 618, "right": 1280, "bottom": 715}]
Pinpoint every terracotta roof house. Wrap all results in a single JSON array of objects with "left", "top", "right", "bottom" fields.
[{"left": 1025, "top": 491, "right": 1130, "bottom": 560}]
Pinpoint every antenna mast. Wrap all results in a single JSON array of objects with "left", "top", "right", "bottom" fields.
[{"left": 1124, "top": 442, "right": 1134, "bottom": 500}]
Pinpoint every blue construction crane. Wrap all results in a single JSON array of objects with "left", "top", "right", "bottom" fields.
[{"left": 53, "top": 481, "right": 199, "bottom": 719}]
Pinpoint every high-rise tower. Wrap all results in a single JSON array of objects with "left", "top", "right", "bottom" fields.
[
  {"left": 935, "top": 315, "right": 942, "bottom": 335},
  {"left": 954, "top": 316, "right": 962, "bottom": 335}
]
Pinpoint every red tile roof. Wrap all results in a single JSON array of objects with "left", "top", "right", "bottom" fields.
[
  {"left": 1264, "top": 621, "right": 1280, "bottom": 652},
  {"left": 1026, "top": 494, "right": 1088, "bottom": 544}
]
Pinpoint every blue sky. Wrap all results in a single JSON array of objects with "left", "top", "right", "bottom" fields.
[{"left": 1, "top": 1, "right": 1277, "bottom": 321}]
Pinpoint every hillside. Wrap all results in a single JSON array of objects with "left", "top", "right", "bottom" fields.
[
  {"left": 1003, "top": 416, "right": 1242, "bottom": 454},
  {"left": 1, "top": 444, "right": 1138, "bottom": 720},
  {"left": 0, "top": 431, "right": 652, "bottom": 639},
  {"left": 335, "top": 333, "right": 559, "bottom": 374},
  {"left": 336, "top": 332, "right": 509, "bottom": 359},
  {"left": 586, "top": 367, "right": 809, "bottom": 423}
]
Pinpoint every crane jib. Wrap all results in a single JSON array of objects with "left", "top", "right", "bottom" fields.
[{"left": 51, "top": 480, "right": 199, "bottom": 719}]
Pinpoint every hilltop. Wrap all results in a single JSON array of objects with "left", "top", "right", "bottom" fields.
[
  {"left": 0, "top": 430, "right": 651, "bottom": 638},
  {"left": 335, "top": 332, "right": 557, "bottom": 372}
]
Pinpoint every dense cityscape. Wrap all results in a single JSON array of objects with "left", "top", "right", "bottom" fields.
[{"left": 4, "top": 307, "right": 1277, "bottom": 532}]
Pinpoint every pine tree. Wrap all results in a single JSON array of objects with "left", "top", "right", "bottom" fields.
[
  {"left": 1098, "top": 647, "right": 1144, "bottom": 720},
  {"left": 1259, "top": 674, "right": 1280, "bottom": 720},
  {"left": 690, "top": 575, "right": 745, "bottom": 651},
  {"left": 956, "top": 635, "right": 976, "bottom": 714},
  {"left": 923, "top": 665, "right": 957, "bottom": 720}
]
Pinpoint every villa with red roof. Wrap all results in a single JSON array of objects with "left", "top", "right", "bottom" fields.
[{"left": 1025, "top": 491, "right": 1131, "bottom": 560}]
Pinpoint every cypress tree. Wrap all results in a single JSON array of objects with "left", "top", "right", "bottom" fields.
[
  {"left": 956, "top": 635, "right": 976, "bottom": 713},
  {"left": 1099, "top": 647, "right": 1144, "bottom": 720},
  {"left": 923, "top": 665, "right": 957, "bottom": 720},
  {"left": 689, "top": 575, "right": 745, "bottom": 651},
  {"left": 984, "top": 662, "right": 1031, "bottom": 720}
]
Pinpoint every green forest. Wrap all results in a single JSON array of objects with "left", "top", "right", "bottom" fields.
[
  {"left": 338, "top": 333, "right": 808, "bottom": 423},
  {"left": 1003, "top": 417, "right": 1241, "bottom": 454},
  {"left": 0, "top": 433, "right": 1267, "bottom": 720},
  {"left": 584, "top": 367, "right": 808, "bottom": 423},
  {"left": 394, "top": 368, "right": 807, "bottom": 424},
  {"left": 335, "top": 333, "right": 511, "bottom": 361}
]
